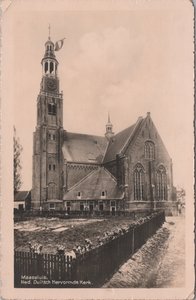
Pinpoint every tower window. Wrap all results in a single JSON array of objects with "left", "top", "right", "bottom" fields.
[
  {"left": 44, "top": 62, "right": 48, "bottom": 74},
  {"left": 53, "top": 164, "right": 55, "bottom": 171},
  {"left": 48, "top": 103, "right": 56, "bottom": 115},
  {"left": 49, "top": 164, "right": 51, "bottom": 171},
  {"left": 50, "top": 61, "right": 54, "bottom": 73},
  {"left": 133, "top": 163, "right": 145, "bottom": 200},
  {"left": 48, "top": 133, "right": 56, "bottom": 141}
]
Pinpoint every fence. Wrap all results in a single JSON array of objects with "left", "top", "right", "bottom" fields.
[
  {"left": 14, "top": 252, "right": 74, "bottom": 287},
  {"left": 72, "top": 211, "right": 165, "bottom": 286},
  {"left": 14, "top": 211, "right": 165, "bottom": 288}
]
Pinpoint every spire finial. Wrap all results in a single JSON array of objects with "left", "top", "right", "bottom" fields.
[{"left": 48, "top": 24, "right": 51, "bottom": 40}]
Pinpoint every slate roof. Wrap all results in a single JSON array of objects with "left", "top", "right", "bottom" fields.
[
  {"left": 14, "top": 191, "right": 31, "bottom": 202},
  {"left": 103, "top": 117, "right": 144, "bottom": 163},
  {"left": 62, "top": 132, "right": 108, "bottom": 163},
  {"left": 63, "top": 167, "right": 124, "bottom": 201},
  {"left": 103, "top": 124, "right": 136, "bottom": 163}
]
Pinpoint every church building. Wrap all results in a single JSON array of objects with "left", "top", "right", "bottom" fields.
[{"left": 32, "top": 36, "right": 176, "bottom": 213}]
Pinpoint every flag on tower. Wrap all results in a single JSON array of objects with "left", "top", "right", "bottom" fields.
[{"left": 54, "top": 38, "right": 66, "bottom": 51}]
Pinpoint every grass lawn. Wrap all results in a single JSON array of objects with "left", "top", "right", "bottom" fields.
[{"left": 14, "top": 217, "right": 136, "bottom": 254}]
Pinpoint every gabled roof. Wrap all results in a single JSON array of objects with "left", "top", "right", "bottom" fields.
[
  {"left": 62, "top": 132, "right": 108, "bottom": 163},
  {"left": 63, "top": 167, "right": 123, "bottom": 200},
  {"left": 103, "top": 117, "right": 143, "bottom": 163},
  {"left": 14, "top": 191, "right": 31, "bottom": 202}
]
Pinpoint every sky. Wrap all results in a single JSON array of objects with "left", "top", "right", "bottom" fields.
[{"left": 2, "top": 0, "right": 194, "bottom": 198}]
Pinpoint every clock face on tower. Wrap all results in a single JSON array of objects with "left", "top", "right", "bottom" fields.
[{"left": 46, "top": 78, "right": 57, "bottom": 91}]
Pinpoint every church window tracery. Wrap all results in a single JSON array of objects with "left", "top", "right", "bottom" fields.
[
  {"left": 145, "top": 141, "right": 155, "bottom": 160},
  {"left": 156, "top": 165, "right": 167, "bottom": 200},
  {"left": 133, "top": 163, "right": 145, "bottom": 200}
]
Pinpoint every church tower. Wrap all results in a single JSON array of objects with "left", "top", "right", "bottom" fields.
[{"left": 32, "top": 33, "right": 64, "bottom": 209}]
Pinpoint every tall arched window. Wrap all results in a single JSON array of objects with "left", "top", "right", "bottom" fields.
[
  {"left": 156, "top": 165, "right": 167, "bottom": 200},
  {"left": 133, "top": 163, "right": 145, "bottom": 200},
  {"left": 50, "top": 61, "right": 54, "bottom": 74},
  {"left": 144, "top": 141, "right": 155, "bottom": 160},
  {"left": 44, "top": 61, "right": 48, "bottom": 74},
  {"left": 48, "top": 182, "right": 56, "bottom": 199}
]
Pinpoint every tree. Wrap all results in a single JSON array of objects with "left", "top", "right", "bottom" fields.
[
  {"left": 176, "top": 187, "right": 186, "bottom": 206},
  {"left": 14, "top": 126, "right": 23, "bottom": 193}
]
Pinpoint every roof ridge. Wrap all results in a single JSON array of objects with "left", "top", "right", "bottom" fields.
[
  {"left": 114, "top": 124, "right": 133, "bottom": 138},
  {"left": 66, "top": 131, "right": 105, "bottom": 139},
  {"left": 66, "top": 168, "right": 100, "bottom": 192},
  {"left": 120, "top": 117, "right": 143, "bottom": 154}
]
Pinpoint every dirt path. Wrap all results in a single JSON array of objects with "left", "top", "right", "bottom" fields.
[
  {"left": 103, "top": 216, "right": 185, "bottom": 288},
  {"left": 152, "top": 216, "right": 185, "bottom": 287}
]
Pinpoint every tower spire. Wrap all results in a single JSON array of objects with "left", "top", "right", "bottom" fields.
[
  {"left": 41, "top": 28, "right": 58, "bottom": 79},
  {"left": 105, "top": 113, "right": 114, "bottom": 140}
]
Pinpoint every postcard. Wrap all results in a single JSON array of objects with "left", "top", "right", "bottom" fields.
[{"left": 1, "top": 0, "right": 195, "bottom": 299}]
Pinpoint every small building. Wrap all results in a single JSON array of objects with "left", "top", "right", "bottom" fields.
[
  {"left": 14, "top": 191, "right": 31, "bottom": 211},
  {"left": 63, "top": 168, "right": 124, "bottom": 213}
]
